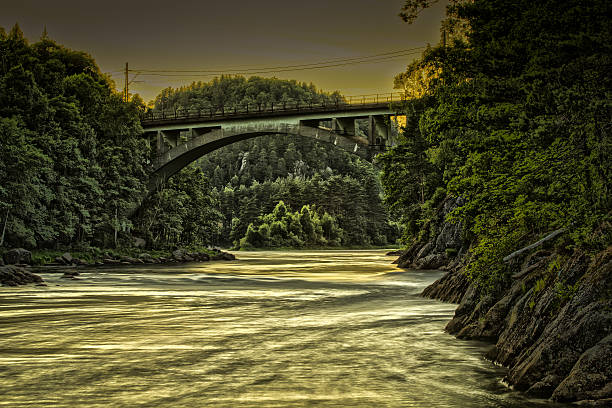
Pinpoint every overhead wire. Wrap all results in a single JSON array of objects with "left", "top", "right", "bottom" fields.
[
  {"left": 108, "top": 46, "right": 426, "bottom": 96},
  {"left": 129, "top": 46, "right": 426, "bottom": 74},
  {"left": 127, "top": 52, "right": 423, "bottom": 78}
]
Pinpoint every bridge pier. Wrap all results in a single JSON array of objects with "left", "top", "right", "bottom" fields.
[
  {"left": 332, "top": 118, "right": 355, "bottom": 136},
  {"left": 367, "top": 115, "right": 389, "bottom": 148},
  {"left": 157, "top": 130, "right": 179, "bottom": 153}
]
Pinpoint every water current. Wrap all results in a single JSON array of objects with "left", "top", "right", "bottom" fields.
[{"left": 0, "top": 250, "right": 569, "bottom": 407}]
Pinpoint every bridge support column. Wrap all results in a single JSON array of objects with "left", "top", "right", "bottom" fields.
[
  {"left": 332, "top": 118, "right": 355, "bottom": 136},
  {"left": 367, "top": 115, "right": 390, "bottom": 147},
  {"left": 156, "top": 131, "right": 164, "bottom": 153},
  {"left": 157, "top": 130, "right": 181, "bottom": 154}
]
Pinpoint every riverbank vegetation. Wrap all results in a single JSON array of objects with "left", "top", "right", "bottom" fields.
[
  {"left": 0, "top": 27, "right": 399, "bottom": 256},
  {"left": 381, "top": 0, "right": 611, "bottom": 292},
  {"left": 0, "top": 25, "right": 147, "bottom": 251},
  {"left": 238, "top": 201, "right": 343, "bottom": 249},
  {"left": 146, "top": 77, "right": 400, "bottom": 249}
]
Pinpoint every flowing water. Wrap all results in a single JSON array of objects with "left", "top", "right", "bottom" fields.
[{"left": 0, "top": 250, "right": 568, "bottom": 407}]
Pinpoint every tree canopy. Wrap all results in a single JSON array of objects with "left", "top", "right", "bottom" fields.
[
  {"left": 138, "top": 75, "right": 400, "bottom": 249},
  {"left": 0, "top": 25, "right": 147, "bottom": 249},
  {"left": 381, "top": 0, "right": 611, "bottom": 291}
]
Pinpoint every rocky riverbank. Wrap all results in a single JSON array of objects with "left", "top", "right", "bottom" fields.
[
  {"left": 0, "top": 265, "right": 44, "bottom": 287},
  {"left": 41, "top": 248, "right": 237, "bottom": 267},
  {"left": 393, "top": 199, "right": 611, "bottom": 406},
  {"left": 393, "top": 196, "right": 467, "bottom": 271},
  {"left": 0, "top": 247, "right": 237, "bottom": 286},
  {"left": 420, "top": 247, "right": 611, "bottom": 406}
]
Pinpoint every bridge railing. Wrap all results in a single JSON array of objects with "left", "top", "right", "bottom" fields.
[{"left": 141, "top": 92, "right": 406, "bottom": 124}]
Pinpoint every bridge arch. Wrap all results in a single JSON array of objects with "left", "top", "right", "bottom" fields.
[{"left": 147, "top": 123, "right": 375, "bottom": 191}]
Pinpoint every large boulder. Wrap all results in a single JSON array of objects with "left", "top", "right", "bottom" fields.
[
  {"left": 211, "top": 251, "right": 237, "bottom": 261},
  {"left": 61, "top": 252, "right": 74, "bottom": 265},
  {"left": 137, "top": 253, "right": 154, "bottom": 263},
  {"left": 552, "top": 334, "right": 612, "bottom": 402},
  {"left": 221, "top": 252, "right": 236, "bottom": 261},
  {"left": 3, "top": 248, "right": 32, "bottom": 265},
  {"left": 433, "top": 197, "right": 464, "bottom": 253},
  {"left": 190, "top": 252, "right": 210, "bottom": 262},
  {"left": 395, "top": 196, "right": 466, "bottom": 270},
  {"left": 415, "top": 253, "right": 446, "bottom": 269},
  {"left": 0, "top": 265, "right": 43, "bottom": 286},
  {"left": 172, "top": 249, "right": 185, "bottom": 261}
]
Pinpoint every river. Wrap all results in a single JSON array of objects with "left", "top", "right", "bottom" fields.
[{"left": 0, "top": 250, "right": 568, "bottom": 407}]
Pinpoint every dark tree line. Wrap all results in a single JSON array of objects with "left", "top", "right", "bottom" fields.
[
  {"left": 139, "top": 77, "right": 400, "bottom": 248},
  {"left": 0, "top": 25, "right": 147, "bottom": 250},
  {"left": 380, "top": 0, "right": 611, "bottom": 291},
  {"left": 151, "top": 76, "right": 344, "bottom": 115}
]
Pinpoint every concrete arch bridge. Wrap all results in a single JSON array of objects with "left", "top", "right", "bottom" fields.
[{"left": 141, "top": 94, "right": 403, "bottom": 191}]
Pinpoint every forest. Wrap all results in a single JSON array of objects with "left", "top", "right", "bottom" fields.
[
  {"left": 140, "top": 77, "right": 399, "bottom": 248},
  {"left": 0, "top": 30, "right": 399, "bottom": 253},
  {"left": 381, "top": 0, "right": 611, "bottom": 292},
  {"left": 0, "top": 26, "right": 147, "bottom": 251},
  {"left": 1, "top": 0, "right": 609, "bottom": 264}
]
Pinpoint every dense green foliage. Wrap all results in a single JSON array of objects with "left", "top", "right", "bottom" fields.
[
  {"left": 0, "top": 25, "right": 147, "bottom": 249},
  {"left": 136, "top": 166, "right": 222, "bottom": 248},
  {"left": 0, "top": 28, "right": 397, "bottom": 252},
  {"left": 152, "top": 76, "right": 343, "bottom": 113},
  {"left": 239, "top": 201, "right": 343, "bottom": 249},
  {"left": 149, "top": 76, "right": 400, "bottom": 248},
  {"left": 381, "top": 0, "right": 611, "bottom": 292}
]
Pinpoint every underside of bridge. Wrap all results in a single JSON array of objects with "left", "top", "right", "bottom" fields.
[{"left": 142, "top": 107, "right": 397, "bottom": 191}]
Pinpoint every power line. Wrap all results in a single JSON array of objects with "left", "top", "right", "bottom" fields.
[
  {"left": 131, "top": 47, "right": 426, "bottom": 74},
  {"left": 127, "top": 51, "right": 423, "bottom": 78}
]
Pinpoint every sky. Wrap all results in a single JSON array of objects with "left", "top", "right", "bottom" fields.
[{"left": 1, "top": 0, "right": 448, "bottom": 103}]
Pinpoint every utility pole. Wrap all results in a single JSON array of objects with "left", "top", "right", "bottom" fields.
[{"left": 124, "top": 62, "right": 129, "bottom": 102}]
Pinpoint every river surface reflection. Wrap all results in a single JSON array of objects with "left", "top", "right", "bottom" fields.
[{"left": 0, "top": 250, "right": 567, "bottom": 407}]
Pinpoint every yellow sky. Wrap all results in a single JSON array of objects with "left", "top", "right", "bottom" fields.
[{"left": 2, "top": 0, "right": 448, "bottom": 102}]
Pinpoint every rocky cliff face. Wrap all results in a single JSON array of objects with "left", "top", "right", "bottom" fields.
[
  {"left": 419, "top": 247, "right": 612, "bottom": 406},
  {"left": 395, "top": 195, "right": 611, "bottom": 405},
  {"left": 395, "top": 196, "right": 467, "bottom": 270}
]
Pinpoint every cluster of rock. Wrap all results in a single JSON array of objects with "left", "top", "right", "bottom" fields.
[
  {"left": 1, "top": 248, "right": 32, "bottom": 266},
  {"left": 395, "top": 198, "right": 611, "bottom": 406},
  {"left": 2, "top": 247, "right": 236, "bottom": 267},
  {"left": 60, "top": 270, "right": 81, "bottom": 280},
  {"left": 168, "top": 249, "right": 236, "bottom": 263},
  {"left": 421, "top": 248, "right": 611, "bottom": 406},
  {"left": 98, "top": 249, "right": 236, "bottom": 265},
  {"left": 1, "top": 246, "right": 237, "bottom": 286},
  {"left": 0, "top": 265, "right": 43, "bottom": 286},
  {"left": 394, "top": 196, "right": 467, "bottom": 270},
  {"left": 52, "top": 252, "right": 90, "bottom": 266}
]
